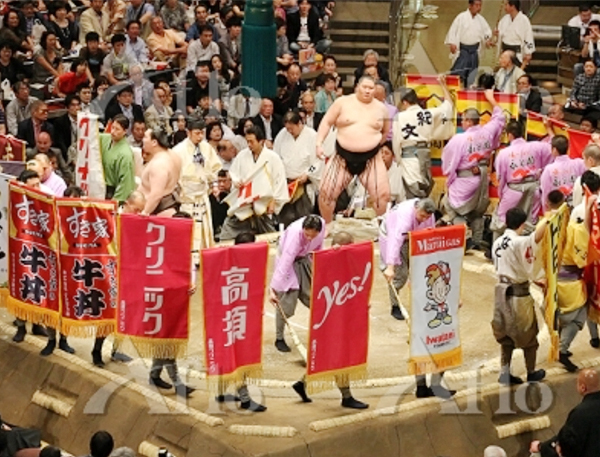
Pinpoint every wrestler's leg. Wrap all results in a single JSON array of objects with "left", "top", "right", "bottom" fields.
[
  {"left": 318, "top": 155, "right": 353, "bottom": 223},
  {"left": 359, "top": 153, "right": 390, "bottom": 217}
]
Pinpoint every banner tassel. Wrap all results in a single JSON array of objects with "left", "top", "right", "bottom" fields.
[
  {"left": 60, "top": 321, "right": 115, "bottom": 338},
  {"left": 205, "top": 364, "right": 263, "bottom": 393},
  {"left": 6, "top": 296, "right": 60, "bottom": 329},
  {"left": 115, "top": 336, "right": 188, "bottom": 359},
  {"left": 0, "top": 288, "right": 8, "bottom": 308},
  {"left": 306, "top": 364, "right": 368, "bottom": 395}
]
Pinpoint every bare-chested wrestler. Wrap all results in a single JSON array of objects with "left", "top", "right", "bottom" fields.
[
  {"left": 139, "top": 128, "right": 183, "bottom": 216},
  {"left": 316, "top": 76, "right": 391, "bottom": 223}
]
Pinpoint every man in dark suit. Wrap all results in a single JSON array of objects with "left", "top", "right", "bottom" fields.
[
  {"left": 104, "top": 84, "right": 144, "bottom": 131},
  {"left": 252, "top": 98, "right": 283, "bottom": 142},
  {"left": 286, "top": 0, "right": 330, "bottom": 54},
  {"left": 518, "top": 74, "right": 543, "bottom": 113},
  {"left": 300, "top": 92, "right": 323, "bottom": 130},
  {"left": 17, "top": 100, "right": 54, "bottom": 149},
  {"left": 276, "top": 63, "right": 308, "bottom": 115},
  {"left": 52, "top": 94, "right": 81, "bottom": 163},
  {"left": 530, "top": 368, "right": 600, "bottom": 457}
]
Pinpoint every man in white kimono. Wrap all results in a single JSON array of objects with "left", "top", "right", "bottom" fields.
[
  {"left": 273, "top": 111, "right": 321, "bottom": 227},
  {"left": 172, "top": 119, "right": 222, "bottom": 256},
  {"left": 492, "top": 207, "right": 547, "bottom": 385},
  {"left": 219, "top": 126, "right": 289, "bottom": 240},
  {"left": 496, "top": 0, "right": 535, "bottom": 68},
  {"left": 445, "top": 0, "right": 493, "bottom": 86},
  {"left": 393, "top": 75, "right": 454, "bottom": 199}
]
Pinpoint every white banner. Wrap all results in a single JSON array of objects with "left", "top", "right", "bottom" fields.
[
  {"left": 408, "top": 225, "right": 466, "bottom": 375},
  {"left": 0, "top": 172, "right": 10, "bottom": 287},
  {"left": 76, "top": 112, "right": 106, "bottom": 199}
]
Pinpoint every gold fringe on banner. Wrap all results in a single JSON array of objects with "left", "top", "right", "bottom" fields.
[
  {"left": 205, "top": 363, "right": 263, "bottom": 393},
  {"left": 115, "top": 335, "right": 187, "bottom": 359},
  {"left": 6, "top": 296, "right": 60, "bottom": 329},
  {"left": 306, "top": 364, "right": 368, "bottom": 395},
  {"left": 0, "top": 288, "right": 8, "bottom": 308},
  {"left": 408, "top": 347, "right": 463, "bottom": 376},
  {"left": 60, "top": 320, "right": 115, "bottom": 338}
]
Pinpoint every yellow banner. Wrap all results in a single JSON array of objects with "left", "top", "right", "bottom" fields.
[
  {"left": 456, "top": 90, "right": 519, "bottom": 126},
  {"left": 542, "top": 203, "right": 569, "bottom": 362}
]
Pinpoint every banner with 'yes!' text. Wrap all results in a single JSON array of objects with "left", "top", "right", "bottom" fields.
[{"left": 306, "top": 242, "right": 373, "bottom": 393}]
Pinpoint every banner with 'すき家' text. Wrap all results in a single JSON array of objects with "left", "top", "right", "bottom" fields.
[
  {"left": 57, "top": 198, "right": 117, "bottom": 337},
  {"left": 201, "top": 242, "right": 268, "bottom": 390},
  {"left": 116, "top": 214, "right": 193, "bottom": 358},
  {"left": 7, "top": 182, "right": 60, "bottom": 327},
  {"left": 76, "top": 112, "right": 106, "bottom": 200},
  {"left": 306, "top": 242, "right": 373, "bottom": 393},
  {"left": 409, "top": 225, "right": 465, "bottom": 375}
]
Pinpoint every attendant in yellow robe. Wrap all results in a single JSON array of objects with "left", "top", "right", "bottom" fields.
[{"left": 557, "top": 173, "right": 597, "bottom": 372}]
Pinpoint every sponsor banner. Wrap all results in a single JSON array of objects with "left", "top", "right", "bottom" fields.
[
  {"left": 76, "top": 112, "right": 106, "bottom": 199},
  {"left": 0, "top": 173, "right": 12, "bottom": 305},
  {"left": 526, "top": 112, "right": 591, "bottom": 159},
  {"left": 542, "top": 203, "right": 569, "bottom": 362},
  {"left": 306, "top": 242, "right": 373, "bottom": 393},
  {"left": 201, "top": 242, "right": 269, "bottom": 389},
  {"left": 408, "top": 225, "right": 466, "bottom": 375},
  {"left": 56, "top": 198, "right": 117, "bottom": 337},
  {"left": 7, "top": 182, "right": 60, "bottom": 327},
  {"left": 116, "top": 214, "right": 193, "bottom": 358}
]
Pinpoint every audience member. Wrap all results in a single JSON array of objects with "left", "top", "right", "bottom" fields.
[
  {"left": 147, "top": 16, "right": 188, "bottom": 64},
  {"left": 6, "top": 81, "right": 38, "bottom": 135},
  {"left": 17, "top": 100, "right": 53, "bottom": 148},
  {"left": 495, "top": 50, "right": 525, "bottom": 94},
  {"left": 286, "top": 0, "right": 331, "bottom": 54},
  {"left": 568, "top": 4, "right": 600, "bottom": 37},
  {"left": 124, "top": 20, "right": 149, "bottom": 64},
  {"left": 517, "top": 74, "right": 543, "bottom": 113},
  {"left": 530, "top": 369, "right": 600, "bottom": 457}
]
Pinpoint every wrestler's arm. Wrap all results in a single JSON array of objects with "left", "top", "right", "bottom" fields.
[
  {"left": 316, "top": 99, "right": 341, "bottom": 159},
  {"left": 141, "top": 163, "right": 170, "bottom": 215},
  {"left": 380, "top": 103, "right": 391, "bottom": 144}
]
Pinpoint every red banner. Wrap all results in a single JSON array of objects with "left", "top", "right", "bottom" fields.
[
  {"left": 585, "top": 188, "right": 600, "bottom": 323},
  {"left": 0, "top": 135, "right": 26, "bottom": 162},
  {"left": 7, "top": 182, "right": 60, "bottom": 326},
  {"left": 56, "top": 198, "right": 117, "bottom": 337},
  {"left": 566, "top": 128, "right": 592, "bottom": 159},
  {"left": 201, "top": 242, "right": 269, "bottom": 388},
  {"left": 306, "top": 242, "right": 373, "bottom": 393},
  {"left": 116, "top": 214, "right": 193, "bottom": 358}
]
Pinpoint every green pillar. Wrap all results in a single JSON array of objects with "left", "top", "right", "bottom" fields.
[{"left": 242, "top": 0, "right": 277, "bottom": 98}]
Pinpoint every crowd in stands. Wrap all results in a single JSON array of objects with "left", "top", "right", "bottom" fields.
[{"left": 0, "top": 0, "right": 412, "bottom": 239}]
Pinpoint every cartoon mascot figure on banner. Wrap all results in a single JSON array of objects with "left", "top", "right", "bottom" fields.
[{"left": 423, "top": 262, "right": 453, "bottom": 329}]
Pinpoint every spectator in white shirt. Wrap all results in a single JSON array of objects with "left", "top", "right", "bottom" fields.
[
  {"left": 187, "top": 25, "right": 221, "bottom": 73},
  {"left": 568, "top": 4, "right": 600, "bottom": 37},
  {"left": 125, "top": 20, "right": 149, "bottom": 64}
]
